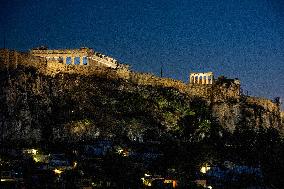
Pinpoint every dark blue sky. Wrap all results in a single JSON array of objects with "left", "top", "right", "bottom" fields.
[{"left": 1, "top": 0, "right": 283, "bottom": 109}]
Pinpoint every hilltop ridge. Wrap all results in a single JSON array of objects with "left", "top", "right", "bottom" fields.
[{"left": 0, "top": 48, "right": 282, "bottom": 145}]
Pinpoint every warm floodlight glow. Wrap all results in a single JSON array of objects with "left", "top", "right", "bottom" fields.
[
  {"left": 141, "top": 177, "right": 152, "bottom": 186},
  {"left": 54, "top": 169, "right": 63, "bottom": 174},
  {"left": 31, "top": 149, "right": 38, "bottom": 155},
  {"left": 33, "top": 157, "right": 39, "bottom": 162},
  {"left": 73, "top": 161, "right": 78, "bottom": 168},
  {"left": 117, "top": 149, "right": 123, "bottom": 154},
  {"left": 1, "top": 178, "right": 15, "bottom": 182},
  {"left": 200, "top": 164, "right": 211, "bottom": 174}
]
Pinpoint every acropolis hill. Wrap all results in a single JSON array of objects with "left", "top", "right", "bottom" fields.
[{"left": 0, "top": 47, "right": 282, "bottom": 143}]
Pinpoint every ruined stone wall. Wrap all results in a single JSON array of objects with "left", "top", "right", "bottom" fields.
[
  {"left": 128, "top": 72, "right": 239, "bottom": 99},
  {"left": 186, "top": 84, "right": 213, "bottom": 98},
  {"left": 31, "top": 48, "right": 93, "bottom": 55},
  {"left": 211, "top": 82, "right": 241, "bottom": 102},
  {"left": 130, "top": 72, "right": 187, "bottom": 92},
  {"left": 44, "top": 61, "right": 130, "bottom": 80},
  {"left": 31, "top": 48, "right": 118, "bottom": 68},
  {"left": 186, "top": 82, "right": 240, "bottom": 102},
  {"left": 89, "top": 55, "right": 117, "bottom": 68},
  {"left": 0, "top": 49, "right": 130, "bottom": 79},
  {"left": 0, "top": 50, "right": 46, "bottom": 70}
]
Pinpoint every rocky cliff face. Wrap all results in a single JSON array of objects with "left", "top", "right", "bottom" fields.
[
  {"left": 211, "top": 97, "right": 281, "bottom": 132},
  {"left": 0, "top": 50, "right": 282, "bottom": 145},
  {"left": 187, "top": 78, "right": 281, "bottom": 132}
]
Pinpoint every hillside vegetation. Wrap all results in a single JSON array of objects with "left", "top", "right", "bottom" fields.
[{"left": 0, "top": 50, "right": 283, "bottom": 187}]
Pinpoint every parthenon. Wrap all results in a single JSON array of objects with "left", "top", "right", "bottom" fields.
[
  {"left": 30, "top": 47, "right": 118, "bottom": 69},
  {"left": 189, "top": 72, "right": 214, "bottom": 84}
]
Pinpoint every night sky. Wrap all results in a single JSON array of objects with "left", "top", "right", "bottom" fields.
[{"left": 1, "top": 0, "right": 283, "bottom": 109}]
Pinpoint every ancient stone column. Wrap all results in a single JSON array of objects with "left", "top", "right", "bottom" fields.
[
  {"left": 208, "top": 75, "right": 212, "bottom": 84},
  {"left": 79, "top": 57, "right": 83, "bottom": 65},
  {"left": 73, "top": 57, "right": 76, "bottom": 65},
  {"left": 63, "top": 56, "right": 66, "bottom": 65},
  {"left": 202, "top": 75, "right": 206, "bottom": 84}
]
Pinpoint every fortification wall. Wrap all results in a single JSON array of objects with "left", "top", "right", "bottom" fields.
[
  {"left": 44, "top": 60, "right": 130, "bottom": 80},
  {"left": 130, "top": 72, "right": 187, "bottom": 92},
  {"left": 0, "top": 50, "right": 46, "bottom": 70},
  {"left": 211, "top": 82, "right": 241, "bottom": 102},
  {"left": 186, "top": 84, "right": 213, "bottom": 98},
  {"left": 186, "top": 82, "right": 240, "bottom": 102},
  {"left": 31, "top": 48, "right": 93, "bottom": 55}
]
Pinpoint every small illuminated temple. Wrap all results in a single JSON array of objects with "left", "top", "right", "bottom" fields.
[
  {"left": 189, "top": 72, "right": 214, "bottom": 84},
  {"left": 30, "top": 47, "right": 119, "bottom": 69}
]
